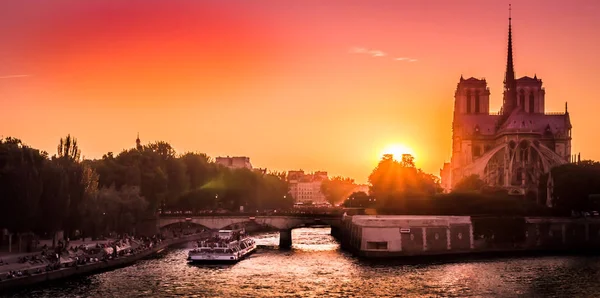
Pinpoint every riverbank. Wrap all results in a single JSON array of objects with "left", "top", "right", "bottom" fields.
[{"left": 0, "top": 233, "right": 204, "bottom": 292}]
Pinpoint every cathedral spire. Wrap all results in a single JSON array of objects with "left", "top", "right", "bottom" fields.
[
  {"left": 506, "top": 4, "right": 515, "bottom": 83},
  {"left": 503, "top": 4, "right": 518, "bottom": 115}
]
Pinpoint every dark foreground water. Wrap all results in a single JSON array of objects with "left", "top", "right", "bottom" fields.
[{"left": 4, "top": 228, "right": 600, "bottom": 297}]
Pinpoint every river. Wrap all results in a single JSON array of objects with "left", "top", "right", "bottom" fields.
[{"left": 4, "top": 227, "right": 600, "bottom": 297}]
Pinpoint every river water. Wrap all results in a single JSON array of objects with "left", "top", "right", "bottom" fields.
[{"left": 4, "top": 228, "right": 600, "bottom": 297}]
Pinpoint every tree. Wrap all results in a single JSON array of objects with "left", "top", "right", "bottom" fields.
[
  {"left": 0, "top": 137, "right": 46, "bottom": 251},
  {"left": 180, "top": 152, "right": 214, "bottom": 190},
  {"left": 342, "top": 191, "right": 375, "bottom": 208},
  {"left": 453, "top": 174, "right": 487, "bottom": 193},
  {"left": 368, "top": 154, "right": 441, "bottom": 212},
  {"left": 37, "top": 159, "right": 70, "bottom": 244},
  {"left": 252, "top": 173, "right": 292, "bottom": 210},
  {"left": 165, "top": 157, "right": 189, "bottom": 205},
  {"left": 92, "top": 186, "right": 149, "bottom": 235},
  {"left": 547, "top": 161, "right": 600, "bottom": 213},
  {"left": 54, "top": 135, "right": 93, "bottom": 238},
  {"left": 146, "top": 141, "right": 176, "bottom": 161},
  {"left": 57, "top": 134, "right": 81, "bottom": 162},
  {"left": 320, "top": 176, "right": 356, "bottom": 205},
  {"left": 178, "top": 188, "right": 217, "bottom": 211}
]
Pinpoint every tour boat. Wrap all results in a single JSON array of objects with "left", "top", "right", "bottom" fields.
[{"left": 188, "top": 229, "right": 256, "bottom": 263}]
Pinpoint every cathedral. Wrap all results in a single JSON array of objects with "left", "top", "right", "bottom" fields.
[{"left": 440, "top": 11, "right": 574, "bottom": 205}]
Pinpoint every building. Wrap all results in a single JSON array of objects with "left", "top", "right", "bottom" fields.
[
  {"left": 340, "top": 215, "right": 600, "bottom": 258},
  {"left": 288, "top": 170, "right": 328, "bottom": 204},
  {"left": 215, "top": 156, "right": 253, "bottom": 170},
  {"left": 440, "top": 10, "right": 574, "bottom": 203}
]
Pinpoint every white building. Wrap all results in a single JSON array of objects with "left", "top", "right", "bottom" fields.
[
  {"left": 215, "top": 156, "right": 253, "bottom": 170},
  {"left": 288, "top": 170, "right": 328, "bottom": 204}
]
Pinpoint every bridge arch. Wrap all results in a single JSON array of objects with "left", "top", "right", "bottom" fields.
[
  {"left": 158, "top": 216, "right": 338, "bottom": 230},
  {"left": 157, "top": 215, "right": 342, "bottom": 248}
]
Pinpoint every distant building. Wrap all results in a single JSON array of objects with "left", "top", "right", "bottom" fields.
[
  {"left": 215, "top": 156, "right": 253, "bottom": 170},
  {"left": 288, "top": 170, "right": 328, "bottom": 204},
  {"left": 440, "top": 11, "right": 574, "bottom": 203}
]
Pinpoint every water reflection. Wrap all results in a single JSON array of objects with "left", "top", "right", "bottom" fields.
[{"left": 5, "top": 228, "right": 600, "bottom": 297}]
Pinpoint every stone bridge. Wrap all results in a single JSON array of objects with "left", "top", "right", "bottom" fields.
[{"left": 157, "top": 215, "right": 343, "bottom": 248}]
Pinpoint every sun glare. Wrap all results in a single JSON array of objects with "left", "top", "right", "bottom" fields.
[{"left": 381, "top": 144, "right": 416, "bottom": 160}]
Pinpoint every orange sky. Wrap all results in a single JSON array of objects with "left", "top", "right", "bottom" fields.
[{"left": 1, "top": 0, "right": 599, "bottom": 183}]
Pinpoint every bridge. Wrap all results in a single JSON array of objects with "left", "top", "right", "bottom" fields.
[{"left": 156, "top": 214, "right": 343, "bottom": 248}]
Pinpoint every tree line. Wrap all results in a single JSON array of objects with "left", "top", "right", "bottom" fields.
[
  {"left": 344, "top": 153, "right": 600, "bottom": 216},
  {"left": 0, "top": 136, "right": 292, "bottom": 244}
]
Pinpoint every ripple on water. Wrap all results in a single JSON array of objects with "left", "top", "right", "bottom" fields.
[{"left": 6, "top": 228, "right": 600, "bottom": 297}]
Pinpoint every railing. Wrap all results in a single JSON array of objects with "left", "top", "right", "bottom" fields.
[
  {"left": 158, "top": 210, "right": 343, "bottom": 218},
  {"left": 544, "top": 112, "right": 566, "bottom": 116}
]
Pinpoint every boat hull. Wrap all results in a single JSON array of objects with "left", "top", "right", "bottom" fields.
[{"left": 188, "top": 243, "right": 256, "bottom": 264}]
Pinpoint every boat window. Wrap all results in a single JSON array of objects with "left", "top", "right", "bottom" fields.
[{"left": 366, "top": 241, "right": 388, "bottom": 250}]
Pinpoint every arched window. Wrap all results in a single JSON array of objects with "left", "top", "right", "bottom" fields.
[
  {"left": 529, "top": 92, "right": 535, "bottom": 113},
  {"left": 519, "top": 89, "right": 525, "bottom": 108},
  {"left": 475, "top": 90, "right": 481, "bottom": 114},
  {"left": 466, "top": 90, "right": 471, "bottom": 113}
]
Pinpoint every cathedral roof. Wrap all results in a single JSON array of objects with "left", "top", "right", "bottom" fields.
[
  {"left": 497, "top": 107, "right": 571, "bottom": 136},
  {"left": 456, "top": 114, "right": 499, "bottom": 136}
]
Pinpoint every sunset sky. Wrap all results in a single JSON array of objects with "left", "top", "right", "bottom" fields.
[{"left": 1, "top": 0, "right": 599, "bottom": 183}]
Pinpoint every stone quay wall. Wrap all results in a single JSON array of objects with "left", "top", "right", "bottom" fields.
[
  {"left": 0, "top": 234, "right": 204, "bottom": 292},
  {"left": 339, "top": 215, "right": 600, "bottom": 258}
]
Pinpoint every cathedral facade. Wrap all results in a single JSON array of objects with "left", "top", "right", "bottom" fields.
[{"left": 440, "top": 14, "right": 573, "bottom": 204}]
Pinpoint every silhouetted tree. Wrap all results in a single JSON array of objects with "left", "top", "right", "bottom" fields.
[
  {"left": 37, "top": 160, "right": 70, "bottom": 245},
  {"left": 57, "top": 134, "right": 81, "bottom": 162},
  {"left": 320, "top": 176, "right": 356, "bottom": 205},
  {"left": 54, "top": 135, "right": 98, "bottom": 238},
  {"left": 453, "top": 174, "right": 487, "bottom": 193},
  {"left": 342, "top": 191, "right": 375, "bottom": 208},
  {"left": 369, "top": 154, "right": 441, "bottom": 213},
  {"left": 546, "top": 160, "right": 600, "bottom": 213},
  {"left": 180, "top": 152, "right": 214, "bottom": 190},
  {"left": 0, "top": 134, "right": 299, "bottom": 242},
  {"left": 0, "top": 137, "right": 46, "bottom": 251}
]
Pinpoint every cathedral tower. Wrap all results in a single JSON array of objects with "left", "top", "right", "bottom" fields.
[{"left": 454, "top": 76, "right": 490, "bottom": 116}]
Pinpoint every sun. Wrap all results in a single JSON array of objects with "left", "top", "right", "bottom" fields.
[{"left": 380, "top": 143, "right": 416, "bottom": 160}]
